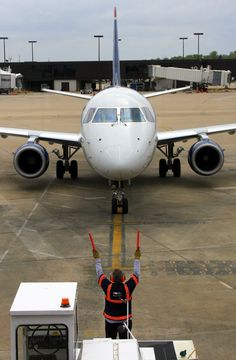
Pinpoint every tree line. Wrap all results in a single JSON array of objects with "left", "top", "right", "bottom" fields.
[{"left": 169, "top": 51, "right": 236, "bottom": 60}]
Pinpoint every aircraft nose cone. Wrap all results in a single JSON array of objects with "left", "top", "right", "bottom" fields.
[
  {"left": 105, "top": 146, "right": 123, "bottom": 175},
  {"left": 107, "top": 146, "right": 122, "bottom": 164},
  {"left": 102, "top": 145, "right": 141, "bottom": 180}
]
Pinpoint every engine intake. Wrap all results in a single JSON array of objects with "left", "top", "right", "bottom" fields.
[
  {"left": 188, "top": 139, "right": 224, "bottom": 176},
  {"left": 13, "top": 143, "right": 49, "bottom": 178}
]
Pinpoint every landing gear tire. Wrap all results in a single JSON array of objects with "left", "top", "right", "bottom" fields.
[
  {"left": 56, "top": 160, "right": 65, "bottom": 179},
  {"left": 111, "top": 196, "right": 129, "bottom": 214},
  {"left": 123, "top": 198, "right": 128, "bottom": 214},
  {"left": 69, "top": 160, "right": 78, "bottom": 179},
  {"left": 112, "top": 197, "right": 117, "bottom": 214},
  {"left": 172, "top": 158, "right": 181, "bottom": 177},
  {"left": 159, "top": 159, "right": 167, "bottom": 178}
]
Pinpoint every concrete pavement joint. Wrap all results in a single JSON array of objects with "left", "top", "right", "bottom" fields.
[{"left": 0, "top": 179, "right": 53, "bottom": 264}]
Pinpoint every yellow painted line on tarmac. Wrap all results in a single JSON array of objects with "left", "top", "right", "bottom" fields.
[{"left": 112, "top": 214, "right": 123, "bottom": 269}]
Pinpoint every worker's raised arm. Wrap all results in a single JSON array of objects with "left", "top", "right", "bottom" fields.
[
  {"left": 93, "top": 249, "right": 103, "bottom": 278},
  {"left": 134, "top": 249, "right": 141, "bottom": 279}
]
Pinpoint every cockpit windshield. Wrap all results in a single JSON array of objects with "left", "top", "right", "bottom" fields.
[
  {"left": 92, "top": 108, "right": 117, "bottom": 123},
  {"left": 120, "top": 108, "right": 145, "bottom": 122},
  {"left": 83, "top": 108, "right": 96, "bottom": 123},
  {"left": 83, "top": 107, "right": 149, "bottom": 124},
  {"left": 141, "top": 107, "right": 155, "bottom": 122}
]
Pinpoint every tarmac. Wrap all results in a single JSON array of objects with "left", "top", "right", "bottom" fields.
[{"left": 0, "top": 89, "right": 235, "bottom": 360}]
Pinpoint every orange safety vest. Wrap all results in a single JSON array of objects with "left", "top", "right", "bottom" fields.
[{"left": 98, "top": 274, "right": 138, "bottom": 321}]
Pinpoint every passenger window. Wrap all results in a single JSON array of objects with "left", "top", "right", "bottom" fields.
[
  {"left": 142, "top": 107, "right": 155, "bottom": 122},
  {"left": 83, "top": 108, "right": 96, "bottom": 123},
  {"left": 120, "top": 108, "right": 145, "bottom": 122},
  {"left": 92, "top": 108, "right": 117, "bottom": 123}
]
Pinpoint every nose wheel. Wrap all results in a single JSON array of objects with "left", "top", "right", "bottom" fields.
[
  {"left": 111, "top": 184, "right": 128, "bottom": 214},
  {"left": 112, "top": 195, "right": 128, "bottom": 214}
]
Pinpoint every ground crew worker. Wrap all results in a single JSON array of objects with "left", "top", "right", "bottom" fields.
[{"left": 93, "top": 248, "right": 141, "bottom": 339}]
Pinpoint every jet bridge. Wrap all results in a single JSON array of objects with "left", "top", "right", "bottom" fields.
[
  {"left": 10, "top": 282, "right": 198, "bottom": 360},
  {"left": 148, "top": 65, "right": 231, "bottom": 90}
]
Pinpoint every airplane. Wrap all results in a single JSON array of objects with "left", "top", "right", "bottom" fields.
[{"left": 0, "top": 7, "right": 235, "bottom": 214}]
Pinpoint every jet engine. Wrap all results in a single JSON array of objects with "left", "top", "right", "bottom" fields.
[
  {"left": 188, "top": 139, "right": 224, "bottom": 176},
  {"left": 13, "top": 143, "right": 49, "bottom": 178}
]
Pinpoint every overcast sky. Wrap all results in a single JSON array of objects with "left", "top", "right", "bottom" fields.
[{"left": 0, "top": 0, "right": 235, "bottom": 62}]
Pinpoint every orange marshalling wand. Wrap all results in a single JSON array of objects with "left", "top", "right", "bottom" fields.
[
  {"left": 88, "top": 232, "right": 96, "bottom": 251},
  {"left": 136, "top": 229, "right": 140, "bottom": 250}
]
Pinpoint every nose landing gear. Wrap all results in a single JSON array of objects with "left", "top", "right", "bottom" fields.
[{"left": 111, "top": 182, "right": 128, "bottom": 214}]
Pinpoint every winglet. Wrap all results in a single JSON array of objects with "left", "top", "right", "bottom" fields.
[{"left": 112, "top": 6, "right": 121, "bottom": 86}]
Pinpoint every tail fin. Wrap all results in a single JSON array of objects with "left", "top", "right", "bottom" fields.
[{"left": 112, "top": 6, "right": 121, "bottom": 86}]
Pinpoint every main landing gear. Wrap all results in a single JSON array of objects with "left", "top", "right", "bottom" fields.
[
  {"left": 111, "top": 181, "right": 128, "bottom": 214},
  {"left": 158, "top": 143, "right": 184, "bottom": 178},
  {"left": 53, "top": 145, "right": 80, "bottom": 179}
]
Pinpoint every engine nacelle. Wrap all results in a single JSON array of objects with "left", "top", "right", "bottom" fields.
[
  {"left": 13, "top": 143, "right": 49, "bottom": 178},
  {"left": 188, "top": 139, "right": 224, "bottom": 176}
]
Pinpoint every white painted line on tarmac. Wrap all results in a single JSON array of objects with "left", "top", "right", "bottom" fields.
[
  {"left": 15, "top": 203, "right": 39, "bottom": 238},
  {"left": 84, "top": 196, "right": 106, "bottom": 200},
  {"left": 50, "top": 192, "right": 81, "bottom": 198},
  {"left": 49, "top": 192, "right": 106, "bottom": 201},
  {"left": 213, "top": 186, "right": 236, "bottom": 190},
  {"left": 0, "top": 250, "right": 9, "bottom": 264},
  {"left": 219, "top": 281, "right": 233, "bottom": 290},
  {"left": 0, "top": 180, "right": 53, "bottom": 264},
  {"left": 30, "top": 250, "right": 63, "bottom": 259}
]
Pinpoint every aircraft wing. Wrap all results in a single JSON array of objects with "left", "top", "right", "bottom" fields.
[
  {"left": 0, "top": 127, "right": 83, "bottom": 147},
  {"left": 42, "top": 88, "right": 93, "bottom": 100},
  {"left": 144, "top": 86, "right": 191, "bottom": 98},
  {"left": 157, "top": 124, "right": 236, "bottom": 145}
]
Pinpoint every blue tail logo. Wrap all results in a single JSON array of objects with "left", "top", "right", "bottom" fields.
[{"left": 112, "top": 6, "right": 121, "bottom": 86}]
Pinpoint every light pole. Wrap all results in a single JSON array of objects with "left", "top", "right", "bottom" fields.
[
  {"left": 0, "top": 37, "right": 8, "bottom": 63},
  {"left": 193, "top": 32, "right": 204, "bottom": 59},
  {"left": 179, "top": 37, "right": 188, "bottom": 58},
  {"left": 94, "top": 34, "right": 103, "bottom": 61},
  {"left": 94, "top": 34, "right": 104, "bottom": 90},
  {"left": 28, "top": 40, "right": 37, "bottom": 62}
]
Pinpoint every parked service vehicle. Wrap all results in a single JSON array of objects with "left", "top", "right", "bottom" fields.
[{"left": 0, "top": 66, "right": 22, "bottom": 94}]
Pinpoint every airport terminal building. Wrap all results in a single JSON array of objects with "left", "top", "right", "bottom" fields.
[{"left": 0, "top": 58, "right": 235, "bottom": 91}]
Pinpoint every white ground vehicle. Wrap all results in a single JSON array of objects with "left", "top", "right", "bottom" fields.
[{"left": 0, "top": 67, "right": 22, "bottom": 94}]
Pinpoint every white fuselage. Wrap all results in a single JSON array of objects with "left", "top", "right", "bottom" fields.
[{"left": 80, "top": 87, "right": 157, "bottom": 181}]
